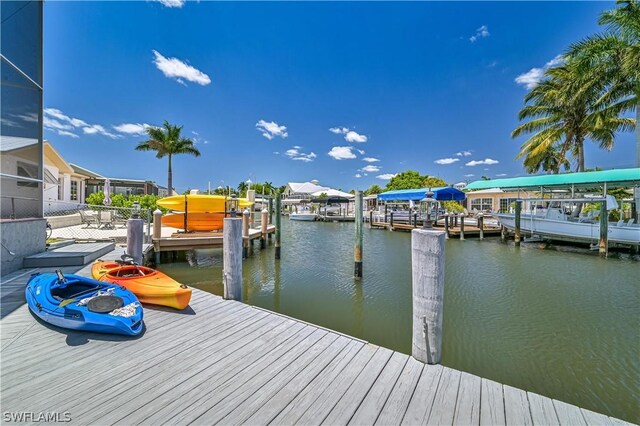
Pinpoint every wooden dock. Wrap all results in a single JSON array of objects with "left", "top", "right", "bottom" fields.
[
  {"left": 153, "top": 224, "right": 276, "bottom": 253},
  {"left": 0, "top": 252, "right": 630, "bottom": 425},
  {"left": 371, "top": 220, "right": 501, "bottom": 238}
]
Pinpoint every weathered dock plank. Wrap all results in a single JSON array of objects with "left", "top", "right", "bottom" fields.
[
  {"left": 401, "top": 364, "right": 443, "bottom": 425},
  {"left": 427, "top": 367, "right": 462, "bottom": 425},
  {"left": 504, "top": 384, "right": 534, "bottom": 426},
  {"left": 453, "top": 371, "right": 482, "bottom": 425},
  {"left": 528, "top": 391, "right": 560, "bottom": 425},
  {"left": 481, "top": 378, "right": 506, "bottom": 425},
  {"left": 375, "top": 356, "right": 424, "bottom": 425}
]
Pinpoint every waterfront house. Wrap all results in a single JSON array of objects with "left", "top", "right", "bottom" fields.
[
  {"left": 463, "top": 187, "right": 535, "bottom": 214},
  {"left": 44, "top": 142, "right": 88, "bottom": 204}
]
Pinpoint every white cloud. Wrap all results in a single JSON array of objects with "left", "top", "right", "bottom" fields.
[
  {"left": 377, "top": 173, "right": 397, "bottom": 180},
  {"left": 58, "top": 130, "right": 79, "bottom": 138},
  {"left": 496, "top": 173, "right": 508, "bottom": 177},
  {"left": 14, "top": 112, "right": 39, "bottom": 123},
  {"left": 362, "top": 157, "right": 379, "bottom": 163},
  {"left": 361, "top": 165, "right": 380, "bottom": 173},
  {"left": 466, "top": 158, "right": 499, "bottom": 166},
  {"left": 155, "top": 0, "right": 185, "bottom": 7},
  {"left": 152, "top": 50, "right": 211, "bottom": 86},
  {"left": 515, "top": 55, "right": 564, "bottom": 89},
  {"left": 357, "top": 149, "right": 365, "bottom": 155},
  {"left": 43, "top": 117, "right": 74, "bottom": 131},
  {"left": 464, "top": 174, "right": 475, "bottom": 177},
  {"left": 113, "top": 123, "right": 153, "bottom": 135},
  {"left": 345, "top": 130, "right": 367, "bottom": 143},
  {"left": 455, "top": 150, "right": 472, "bottom": 157},
  {"left": 328, "top": 146, "right": 356, "bottom": 160},
  {"left": 83, "top": 124, "right": 119, "bottom": 139},
  {"left": 434, "top": 158, "right": 460, "bottom": 165},
  {"left": 469, "top": 25, "right": 490, "bottom": 42},
  {"left": 355, "top": 173, "right": 362, "bottom": 178},
  {"left": 285, "top": 147, "right": 316, "bottom": 162},
  {"left": 256, "top": 120, "right": 288, "bottom": 140},
  {"left": 329, "top": 126, "right": 368, "bottom": 143},
  {"left": 44, "top": 108, "right": 87, "bottom": 128}
]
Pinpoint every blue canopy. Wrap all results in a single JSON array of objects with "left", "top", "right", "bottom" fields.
[{"left": 377, "top": 187, "right": 466, "bottom": 202}]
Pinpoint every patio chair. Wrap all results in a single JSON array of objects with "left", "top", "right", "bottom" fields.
[
  {"left": 79, "top": 210, "right": 99, "bottom": 228},
  {"left": 99, "top": 210, "right": 115, "bottom": 229}
]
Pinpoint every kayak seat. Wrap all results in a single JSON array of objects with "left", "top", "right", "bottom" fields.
[{"left": 51, "top": 283, "right": 102, "bottom": 300}]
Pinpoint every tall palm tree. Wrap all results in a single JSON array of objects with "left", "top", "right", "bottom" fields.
[
  {"left": 135, "top": 121, "right": 201, "bottom": 195},
  {"left": 568, "top": 0, "right": 639, "bottom": 166},
  {"left": 512, "top": 61, "right": 634, "bottom": 173}
]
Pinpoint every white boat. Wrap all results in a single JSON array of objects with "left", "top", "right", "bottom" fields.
[
  {"left": 289, "top": 209, "right": 317, "bottom": 221},
  {"left": 496, "top": 199, "right": 640, "bottom": 246}
]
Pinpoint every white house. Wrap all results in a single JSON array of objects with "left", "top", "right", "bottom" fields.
[
  {"left": 43, "top": 142, "right": 88, "bottom": 204},
  {"left": 283, "top": 181, "right": 331, "bottom": 203}
]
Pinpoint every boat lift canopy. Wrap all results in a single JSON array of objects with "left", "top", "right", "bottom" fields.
[
  {"left": 465, "top": 168, "right": 640, "bottom": 191},
  {"left": 377, "top": 187, "right": 466, "bottom": 202},
  {"left": 311, "top": 196, "right": 351, "bottom": 204}
]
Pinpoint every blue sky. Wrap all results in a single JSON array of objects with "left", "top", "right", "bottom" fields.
[{"left": 43, "top": 1, "right": 635, "bottom": 193}]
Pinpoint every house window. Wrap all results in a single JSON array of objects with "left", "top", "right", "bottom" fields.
[
  {"left": 70, "top": 180, "right": 78, "bottom": 201},
  {"left": 499, "top": 198, "right": 518, "bottom": 213},
  {"left": 470, "top": 197, "right": 493, "bottom": 212},
  {"left": 16, "top": 161, "right": 38, "bottom": 188}
]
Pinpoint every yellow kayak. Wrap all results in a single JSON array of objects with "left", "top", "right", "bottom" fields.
[
  {"left": 157, "top": 194, "right": 253, "bottom": 213},
  {"left": 161, "top": 212, "right": 224, "bottom": 231}
]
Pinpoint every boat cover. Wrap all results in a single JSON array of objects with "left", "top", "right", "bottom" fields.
[{"left": 377, "top": 187, "right": 466, "bottom": 202}]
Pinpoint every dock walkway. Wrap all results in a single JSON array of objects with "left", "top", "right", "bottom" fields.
[{"left": 0, "top": 253, "right": 630, "bottom": 425}]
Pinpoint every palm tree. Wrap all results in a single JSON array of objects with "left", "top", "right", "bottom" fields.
[
  {"left": 236, "top": 181, "right": 248, "bottom": 196},
  {"left": 136, "top": 121, "right": 201, "bottom": 194},
  {"left": 512, "top": 61, "right": 634, "bottom": 173},
  {"left": 522, "top": 145, "right": 571, "bottom": 174},
  {"left": 568, "top": 0, "right": 639, "bottom": 165}
]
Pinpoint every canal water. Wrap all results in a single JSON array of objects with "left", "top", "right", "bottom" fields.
[{"left": 157, "top": 219, "right": 639, "bottom": 423}]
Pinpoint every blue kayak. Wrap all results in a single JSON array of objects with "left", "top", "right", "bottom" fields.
[{"left": 26, "top": 272, "right": 144, "bottom": 336}]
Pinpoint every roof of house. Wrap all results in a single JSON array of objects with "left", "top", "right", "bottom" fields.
[
  {"left": 0, "top": 136, "right": 38, "bottom": 153},
  {"left": 69, "top": 163, "right": 105, "bottom": 179},
  {"left": 465, "top": 168, "right": 640, "bottom": 191},
  {"left": 287, "top": 181, "right": 331, "bottom": 194},
  {"left": 311, "top": 189, "right": 355, "bottom": 198},
  {"left": 44, "top": 142, "right": 74, "bottom": 174}
]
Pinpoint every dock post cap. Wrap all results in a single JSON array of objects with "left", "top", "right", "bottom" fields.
[
  {"left": 242, "top": 208, "right": 251, "bottom": 215},
  {"left": 477, "top": 212, "right": 483, "bottom": 217},
  {"left": 459, "top": 212, "right": 465, "bottom": 217},
  {"left": 153, "top": 209, "right": 162, "bottom": 214},
  {"left": 411, "top": 228, "right": 446, "bottom": 237},
  {"left": 261, "top": 208, "right": 269, "bottom": 213}
]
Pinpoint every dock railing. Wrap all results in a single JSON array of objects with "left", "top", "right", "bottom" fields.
[{"left": 44, "top": 200, "right": 151, "bottom": 244}]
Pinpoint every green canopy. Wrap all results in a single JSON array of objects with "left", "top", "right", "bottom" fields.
[{"left": 465, "top": 168, "right": 640, "bottom": 191}]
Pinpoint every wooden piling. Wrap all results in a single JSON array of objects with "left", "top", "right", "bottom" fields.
[
  {"left": 478, "top": 213, "right": 484, "bottom": 240},
  {"left": 127, "top": 217, "right": 144, "bottom": 265},
  {"left": 275, "top": 193, "right": 282, "bottom": 260},
  {"left": 369, "top": 210, "right": 373, "bottom": 228},
  {"left": 354, "top": 190, "right": 363, "bottom": 278},
  {"left": 501, "top": 225, "right": 507, "bottom": 242},
  {"left": 514, "top": 200, "right": 522, "bottom": 247},
  {"left": 260, "top": 208, "right": 268, "bottom": 249},
  {"left": 268, "top": 197, "right": 273, "bottom": 225},
  {"left": 459, "top": 213, "right": 465, "bottom": 240},
  {"left": 599, "top": 199, "right": 608, "bottom": 258},
  {"left": 152, "top": 209, "right": 162, "bottom": 240},
  {"left": 242, "top": 208, "right": 250, "bottom": 259},
  {"left": 223, "top": 217, "right": 243, "bottom": 301},
  {"left": 444, "top": 213, "right": 450, "bottom": 239},
  {"left": 411, "top": 228, "right": 446, "bottom": 365},
  {"left": 390, "top": 212, "right": 394, "bottom": 229}
]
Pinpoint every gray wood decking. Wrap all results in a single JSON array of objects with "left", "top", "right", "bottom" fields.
[
  {"left": 23, "top": 241, "right": 115, "bottom": 267},
  {"left": 0, "top": 253, "right": 632, "bottom": 425}
]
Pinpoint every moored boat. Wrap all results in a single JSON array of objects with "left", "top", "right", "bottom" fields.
[
  {"left": 496, "top": 199, "right": 640, "bottom": 246},
  {"left": 26, "top": 272, "right": 143, "bottom": 336},
  {"left": 92, "top": 260, "right": 192, "bottom": 310},
  {"left": 289, "top": 210, "right": 317, "bottom": 221}
]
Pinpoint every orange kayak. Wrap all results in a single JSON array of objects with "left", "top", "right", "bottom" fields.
[
  {"left": 92, "top": 260, "right": 192, "bottom": 310},
  {"left": 161, "top": 212, "right": 224, "bottom": 231}
]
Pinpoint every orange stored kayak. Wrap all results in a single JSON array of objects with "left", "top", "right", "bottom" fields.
[
  {"left": 161, "top": 212, "right": 224, "bottom": 231},
  {"left": 92, "top": 260, "right": 192, "bottom": 310}
]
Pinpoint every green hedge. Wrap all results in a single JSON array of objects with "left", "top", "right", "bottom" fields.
[{"left": 85, "top": 192, "right": 168, "bottom": 213}]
